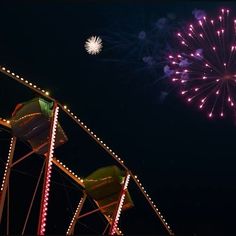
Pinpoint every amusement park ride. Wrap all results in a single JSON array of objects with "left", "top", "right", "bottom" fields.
[{"left": 0, "top": 66, "right": 174, "bottom": 235}]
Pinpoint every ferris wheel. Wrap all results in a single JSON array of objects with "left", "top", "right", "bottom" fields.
[{"left": 0, "top": 65, "right": 174, "bottom": 235}]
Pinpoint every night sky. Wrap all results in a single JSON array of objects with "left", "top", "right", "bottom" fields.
[{"left": 1, "top": 1, "right": 236, "bottom": 235}]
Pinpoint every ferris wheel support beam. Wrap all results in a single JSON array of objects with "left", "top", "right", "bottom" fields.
[
  {"left": 66, "top": 193, "right": 87, "bottom": 235},
  {"left": 0, "top": 136, "right": 16, "bottom": 225},
  {"left": 51, "top": 158, "right": 84, "bottom": 188},
  {"left": 103, "top": 215, "right": 123, "bottom": 235},
  {"left": 37, "top": 103, "right": 59, "bottom": 235},
  {"left": 11, "top": 142, "right": 49, "bottom": 168},
  {"left": 109, "top": 172, "right": 130, "bottom": 235},
  {"left": 65, "top": 193, "right": 123, "bottom": 235},
  {"left": 75, "top": 201, "right": 118, "bottom": 221},
  {"left": 92, "top": 201, "right": 123, "bottom": 235}
]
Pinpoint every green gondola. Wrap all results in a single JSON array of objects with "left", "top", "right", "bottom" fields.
[
  {"left": 11, "top": 97, "right": 68, "bottom": 155},
  {"left": 84, "top": 165, "right": 134, "bottom": 216}
]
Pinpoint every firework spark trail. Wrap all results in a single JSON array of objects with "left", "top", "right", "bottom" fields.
[{"left": 166, "top": 8, "right": 236, "bottom": 119}]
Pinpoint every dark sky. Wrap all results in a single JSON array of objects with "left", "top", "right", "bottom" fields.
[{"left": 1, "top": 1, "right": 236, "bottom": 235}]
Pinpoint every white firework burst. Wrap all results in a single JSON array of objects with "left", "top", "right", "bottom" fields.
[{"left": 84, "top": 36, "right": 103, "bottom": 55}]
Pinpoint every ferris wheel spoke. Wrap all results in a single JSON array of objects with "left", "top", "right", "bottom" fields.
[
  {"left": 37, "top": 103, "right": 59, "bottom": 235},
  {"left": 52, "top": 158, "right": 84, "bottom": 188},
  {"left": 22, "top": 159, "right": 46, "bottom": 235},
  {"left": 102, "top": 221, "right": 110, "bottom": 235},
  {"left": 109, "top": 172, "right": 130, "bottom": 235},
  {"left": 0, "top": 136, "right": 16, "bottom": 226},
  {"left": 7, "top": 177, "right": 9, "bottom": 235},
  {"left": 11, "top": 142, "right": 48, "bottom": 168},
  {"left": 66, "top": 193, "right": 87, "bottom": 235}
]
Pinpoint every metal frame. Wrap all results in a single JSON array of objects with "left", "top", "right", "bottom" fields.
[
  {"left": 109, "top": 172, "right": 130, "bottom": 235},
  {"left": 0, "top": 137, "right": 17, "bottom": 223},
  {"left": 37, "top": 103, "right": 59, "bottom": 235},
  {"left": 0, "top": 65, "right": 175, "bottom": 235},
  {"left": 66, "top": 193, "right": 87, "bottom": 235}
]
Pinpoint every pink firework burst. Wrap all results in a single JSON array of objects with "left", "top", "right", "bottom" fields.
[{"left": 166, "top": 8, "right": 236, "bottom": 119}]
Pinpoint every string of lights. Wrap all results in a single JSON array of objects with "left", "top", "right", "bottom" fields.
[
  {"left": 66, "top": 194, "right": 87, "bottom": 235},
  {"left": 38, "top": 105, "right": 59, "bottom": 235}
]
